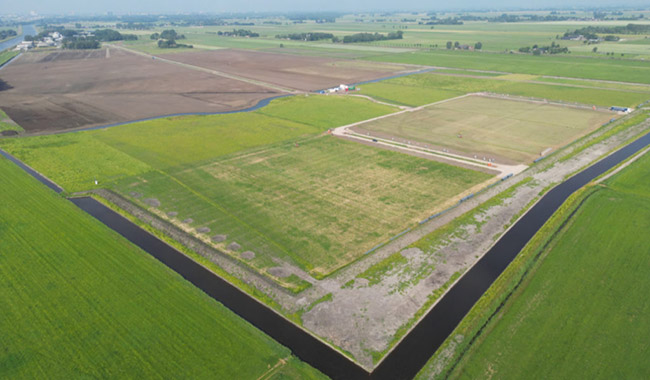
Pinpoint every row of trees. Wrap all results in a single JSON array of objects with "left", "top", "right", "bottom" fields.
[
  {"left": 275, "top": 32, "right": 333, "bottom": 41},
  {"left": 217, "top": 29, "right": 259, "bottom": 37},
  {"left": 566, "top": 24, "right": 650, "bottom": 37},
  {"left": 445, "top": 41, "right": 483, "bottom": 50},
  {"left": 340, "top": 31, "right": 402, "bottom": 43}
]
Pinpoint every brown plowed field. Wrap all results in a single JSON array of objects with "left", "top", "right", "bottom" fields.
[
  {"left": 0, "top": 49, "right": 280, "bottom": 132},
  {"left": 159, "top": 49, "right": 412, "bottom": 91}
]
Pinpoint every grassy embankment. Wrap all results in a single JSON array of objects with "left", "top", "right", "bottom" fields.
[
  {"left": 416, "top": 150, "right": 650, "bottom": 379},
  {"left": 0, "top": 156, "right": 325, "bottom": 379}
]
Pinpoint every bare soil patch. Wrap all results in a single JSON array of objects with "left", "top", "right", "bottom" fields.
[
  {"left": 158, "top": 49, "right": 413, "bottom": 91},
  {"left": 0, "top": 49, "right": 280, "bottom": 132}
]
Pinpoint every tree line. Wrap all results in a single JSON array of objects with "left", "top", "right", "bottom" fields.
[
  {"left": 340, "top": 31, "right": 403, "bottom": 43},
  {"left": 276, "top": 32, "right": 333, "bottom": 41},
  {"left": 0, "top": 29, "right": 17, "bottom": 40}
]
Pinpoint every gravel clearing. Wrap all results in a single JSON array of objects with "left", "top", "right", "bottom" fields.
[
  {"left": 167, "top": 211, "right": 178, "bottom": 217},
  {"left": 227, "top": 242, "right": 241, "bottom": 251},
  {"left": 211, "top": 234, "right": 227, "bottom": 242},
  {"left": 182, "top": 218, "right": 193, "bottom": 224},
  {"left": 143, "top": 198, "right": 160, "bottom": 207},
  {"left": 241, "top": 251, "right": 256, "bottom": 260},
  {"left": 196, "top": 227, "right": 210, "bottom": 233}
]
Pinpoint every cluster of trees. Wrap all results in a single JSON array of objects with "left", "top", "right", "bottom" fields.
[
  {"left": 0, "top": 29, "right": 17, "bottom": 40},
  {"left": 151, "top": 29, "right": 192, "bottom": 48},
  {"left": 217, "top": 29, "right": 259, "bottom": 37},
  {"left": 340, "top": 31, "right": 402, "bottom": 43},
  {"left": 93, "top": 29, "right": 137, "bottom": 41},
  {"left": 518, "top": 42, "right": 568, "bottom": 55},
  {"left": 275, "top": 32, "right": 333, "bottom": 41},
  {"left": 157, "top": 39, "right": 193, "bottom": 49},
  {"left": 150, "top": 29, "right": 185, "bottom": 40},
  {"left": 445, "top": 41, "right": 483, "bottom": 50}
]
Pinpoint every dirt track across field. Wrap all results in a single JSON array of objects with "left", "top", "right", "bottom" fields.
[
  {"left": 158, "top": 49, "right": 414, "bottom": 91},
  {"left": 0, "top": 49, "right": 280, "bottom": 132}
]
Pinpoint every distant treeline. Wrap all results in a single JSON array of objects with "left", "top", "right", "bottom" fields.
[
  {"left": 0, "top": 29, "right": 17, "bottom": 40},
  {"left": 61, "top": 29, "right": 136, "bottom": 49},
  {"left": 340, "top": 31, "right": 403, "bottom": 43},
  {"left": 218, "top": 29, "right": 259, "bottom": 37},
  {"left": 275, "top": 32, "right": 333, "bottom": 41},
  {"left": 567, "top": 24, "right": 650, "bottom": 36},
  {"left": 116, "top": 22, "right": 152, "bottom": 30}
]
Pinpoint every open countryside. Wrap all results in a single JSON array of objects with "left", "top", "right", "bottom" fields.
[{"left": 1, "top": 3, "right": 650, "bottom": 379}]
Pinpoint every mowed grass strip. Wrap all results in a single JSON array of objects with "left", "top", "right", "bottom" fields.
[
  {"left": 360, "top": 95, "right": 613, "bottom": 164},
  {"left": 430, "top": 154, "right": 650, "bottom": 380},
  {"left": 0, "top": 157, "right": 325, "bottom": 379},
  {"left": 359, "top": 72, "right": 650, "bottom": 107},
  {"left": 117, "top": 136, "right": 492, "bottom": 277}
]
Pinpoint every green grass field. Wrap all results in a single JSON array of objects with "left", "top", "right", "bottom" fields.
[
  {"left": 359, "top": 95, "right": 613, "bottom": 164},
  {"left": 0, "top": 94, "right": 490, "bottom": 284},
  {"left": 0, "top": 95, "right": 395, "bottom": 192},
  {"left": 0, "top": 156, "right": 325, "bottom": 379},
  {"left": 358, "top": 72, "right": 650, "bottom": 107},
  {"left": 0, "top": 49, "right": 19, "bottom": 66},
  {"left": 0, "top": 109, "right": 23, "bottom": 132},
  {"left": 113, "top": 135, "right": 492, "bottom": 278},
  {"left": 417, "top": 152, "right": 650, "bottom": 379},
  {"left": 364, "top": 49, "right": 650, "bottom": 84}
]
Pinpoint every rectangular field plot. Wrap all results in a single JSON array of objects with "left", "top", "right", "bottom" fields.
[
  {"left": 357, "top": 95, "right": 614, "bottom": 164},
  {"left": 115, "top": 136, "right": 492, "bottom": 279}
]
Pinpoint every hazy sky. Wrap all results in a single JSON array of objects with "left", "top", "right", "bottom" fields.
[{"left": 3, "top": 0, "right": 649, "bottom": 15}]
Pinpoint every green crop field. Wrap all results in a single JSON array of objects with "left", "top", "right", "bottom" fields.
[
  {"left": 358, "top": 72, "right": 650, "bottom": 107},
  {"left": 0, "top": 94, "right": 490, "bottom": 285},
  {"left": 426, "top": 152, "right": 650, "bottom": 379},
  {"left": 0, "top": 156, "right": 325, "bottom": 379},
  {"left": 112, "top": 135, "right": 492, "bottom": 278},
  {"left": 364, "top": 49, "right": 650, "bottom": 84},
  {"left": 0, "top": 49, "right": 19, "bottom": 66},
  {"left": 0, "top": 95, "right": 395, "bottom": 192},
  {"left": 358, "top": 95, "right": 613, "bottom": 164}
]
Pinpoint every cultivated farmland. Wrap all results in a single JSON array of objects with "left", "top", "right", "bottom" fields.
[
  {"left": 426, "top": 152, "right": 650, "bottom": 379},
  {"left": 113, "top": 135, "right": 493, "bottom": 278},
  {"left": 158, "top": 49, "right": 414, "bottom": 91},
  {"left": 0, "top": 49, "right": 280, "bottom": 132},
  {"left": 357, "top": 95, "right": 614, "bottom": 164},
  {"left": 0, "top": 156, "right": 325, "bottom": 379}
]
